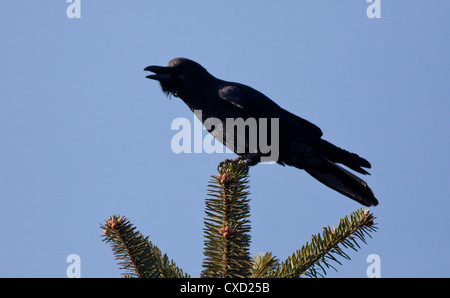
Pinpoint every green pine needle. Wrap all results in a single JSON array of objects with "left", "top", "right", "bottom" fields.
[
  {"left": 101, "top": 159, "right": 378, "bottom": 279},
  {"left": 201, "top": 159, "right": 253, "bottom": 278},
  {"left": 251, "top": 252, "right": 280, "bottom": 278},
  {"left": 101, "top": 215, "right": 189, "bottom": 278},
  {"left": 269, "top": 208, "right": 377, "bottom": 278}
]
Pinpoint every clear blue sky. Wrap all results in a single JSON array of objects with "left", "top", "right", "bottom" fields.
[{"left": 1, "top": 1, "right": 449, "bottom": 277}]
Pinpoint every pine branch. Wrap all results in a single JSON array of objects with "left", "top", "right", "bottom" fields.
[
  {"left": 251, "top": 252, "right": 280, "bottom": 278},
  {"left": 201, "top": 159, "right": 252, "bottom": 278},
  {"left": 269, "top": 208, "right": 377, "bottom": 278},
  {"left": 101, "top": 159, "right": 378, "bottom": 279},
  {"left": 101, "top": 215, "right": 189, "bottom": 278}
]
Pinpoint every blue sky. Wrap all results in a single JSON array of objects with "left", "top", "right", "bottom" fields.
[{"left": 1, "top": 1, "right": 449, "bottom": 277}]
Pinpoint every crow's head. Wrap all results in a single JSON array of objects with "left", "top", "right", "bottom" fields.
[{"left": 144, "top": 58, "right": 212, "bottom": 98}]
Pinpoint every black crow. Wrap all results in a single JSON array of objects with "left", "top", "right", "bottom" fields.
[{"left": 144, "top": 58, "right": 378, "bottom": 207}]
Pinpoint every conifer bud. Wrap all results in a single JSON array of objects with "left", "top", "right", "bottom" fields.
[{"left": 220, "top": 173, "right": 228, "bottom": 184}]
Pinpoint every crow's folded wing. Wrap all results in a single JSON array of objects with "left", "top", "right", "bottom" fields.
[{"left": 217, "top": 83, "right": 323, "bottom": 139}]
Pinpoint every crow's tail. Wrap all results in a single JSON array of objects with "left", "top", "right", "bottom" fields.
[
  {"left": 305, "top": 159, "right": 378, "bottom": 207},
  {"left": 318, "top": 140, "right": 371, "bottom": 175}
]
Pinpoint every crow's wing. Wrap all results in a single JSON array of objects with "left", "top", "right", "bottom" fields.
[
  {"left": 218, "top": 83, "right": 323, "bottom": 139},
  {"left": 217, "top": 83, "right": 371, "bottom": 174}
]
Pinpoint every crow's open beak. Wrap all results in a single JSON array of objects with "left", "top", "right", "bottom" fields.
[{"left": 144, "top": 65, "right": 172, "bottom": 81}]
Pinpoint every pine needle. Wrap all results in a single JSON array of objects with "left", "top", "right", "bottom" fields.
[{"left": 101, "top": 215, "right": 189, "bottom": 278}]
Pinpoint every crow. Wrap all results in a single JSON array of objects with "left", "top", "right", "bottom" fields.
[{"left": 144, "top": 58, "right": 378, "bottom": 207}]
